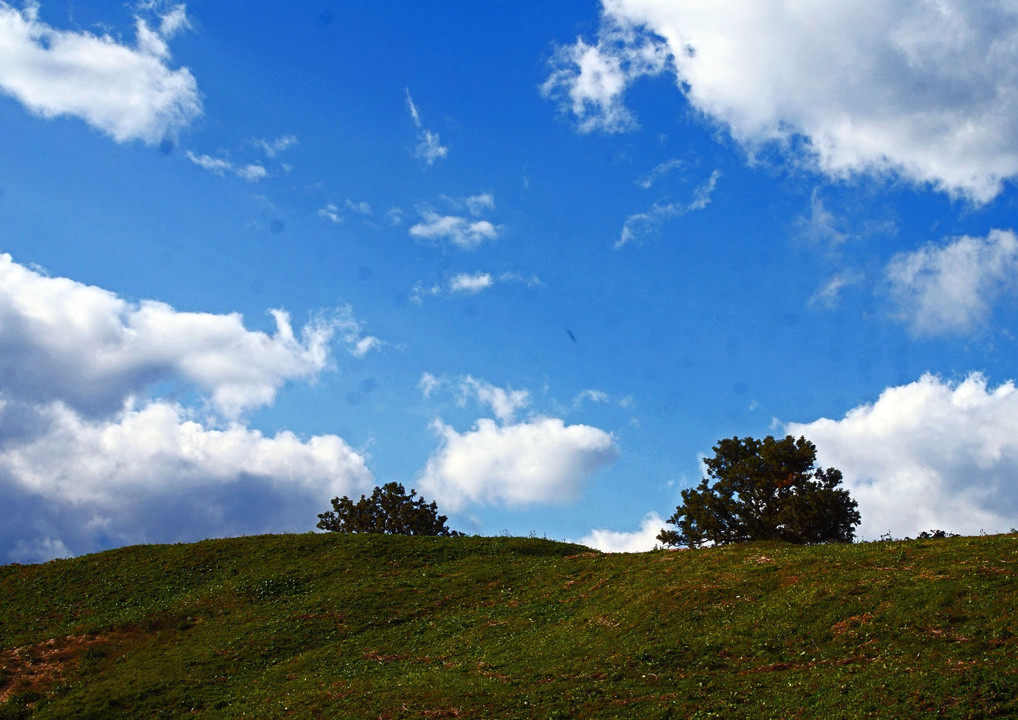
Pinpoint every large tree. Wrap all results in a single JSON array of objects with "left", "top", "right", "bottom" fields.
[
  {"left": 658, "top": 435, "right": 860, "bottom": 548},
  {"left": 317, "top": 482, "right": 461, "bottom": 536}
]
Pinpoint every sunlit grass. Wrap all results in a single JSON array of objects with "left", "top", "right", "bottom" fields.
[{"left": 2, "top": 532, "right": 1016, "bottom": 718}]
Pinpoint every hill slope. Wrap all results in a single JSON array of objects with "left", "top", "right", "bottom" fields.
[{"left": 1, "top": 533, "right": 1016, "bottom": 719}]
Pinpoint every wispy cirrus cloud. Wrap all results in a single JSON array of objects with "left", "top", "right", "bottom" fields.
[
  {"left": 186, "top": 152, "right": 268, "bottom": 183},
  {"left": 255, "top": 134, "right": 298, "bottom": 158},
  {"left": 616, "top": 170, "right": 721, "bottom": 248},
  {"left": 809, "top": 270, "right": 864, "bottom": 310},
  {"left": 406, "top": 88, "right": 448, "bottom": 165},
  {"left": 410, "top": 271, "right": 541, "bottom": 303}
]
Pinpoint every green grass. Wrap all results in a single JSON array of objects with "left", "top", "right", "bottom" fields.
[{"left": 2, "top": 532, "right": 1017, "bottom": 718}]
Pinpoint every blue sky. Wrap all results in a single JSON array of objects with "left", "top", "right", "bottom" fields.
[{"left": 3, "top": 0, "right": 1018, "bottom": 562}]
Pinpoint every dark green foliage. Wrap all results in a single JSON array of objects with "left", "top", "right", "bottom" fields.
[
  {"left": 659, "top": 435, "right": 860, "bottom": 548},
  {"left": 916, "top": 529, "right": 959, "bottom": 539},
  {"left": 317, "top": 481, "right": 461, "bottom": 536}
]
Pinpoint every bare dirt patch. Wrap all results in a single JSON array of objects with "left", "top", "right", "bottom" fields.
[{"left": 0, "top": 634, "right": 108, "bottom": 704}]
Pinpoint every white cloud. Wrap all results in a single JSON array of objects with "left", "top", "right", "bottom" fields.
[
  {"left": 787, "top": 373, "right": 1018, "bottom": 540},
  {"left": 318, "top": 202, "right": 342, "bottom": 224},
  {"left": 418, "top": 372, "right": 442, "bottom": 398},
  {"left": 546, "top": 1, "right": 1018, "bottom": 202},
  {"left": 541, "top": 15, "right": 671, "bottom": 133},
  {"left": 578, "top": 511, "right": 665, "bottom": 552},
  {"left": 317, "top": 200, "right": 370, "bottom": 224},
  {"left": 799, "top": 189, "right": 848, "bottom": 248},
  {"left": 419, "top": 416, "right": 618, "bottom": 512},
  {"left": 405, "top": 88, "right": 448, "bottom": 165},
  {"left": 0, "top": 399, "right": 372, "bottom": 561},
  {"left": 0, "top": 254, "right": 380, "bottom": 562},
  {"left": 886, "top": 229, "right": 1018, "bottom": 335},
  {"left": 256, "top": 134, "right": 298, "bottom": 157},
  {"left": 573, "top": 389, "right": 610, "bottom": 408},
  {"left": 185, "top": 151, "right": 231, "bottom": 175},
  {"left": 9, "top": 537, "right": 71, "bottom": 564},
  {"left": 465, "top": 193, "right": 495, "bottom": 215},
  {"left": 638, "top": 158, "right": 685, "bottom": 189},
  {"left": 236, "top": 163, "right": 267, "bottom": 183},
  {"left": 809, "top": 271, "right": 863, "bottom": 309},
  {"left": 418, "top": 373, "right": 532, "bottom": 424},
  {"left": 458, "top": 376, "right": 530, "bottom": 424},
  {"left": 0, "top": 1, "right": 201, "bottom": 143},
  {"left": 616, "top": 169, "right": 720, "bottom": 248},
  {"left": 411, "top": 271, "right": 541, "bottom": 303},
  {"left": 156, "top": 4, "right": 191, "bottom": 38},
  {"left": 346, "top": 199, "right": 372, "bottom": 216},
  {"left": 351, "top": 335, "right": 382, "bottom": 358},
  {"left": 686, "top": 168, "right": 721, "bottom": 211},
  {"left": 410, "top": 211, "right": 500, "bottom": 250},
  {"left": 186, "top": 152, "right": 269, "bottom": 183},
  {"left": 448, "top": 272, "right": 494, "bottom": 294},
  {"left": 0, "top": 253, "right": 375, "bottom": 419}
]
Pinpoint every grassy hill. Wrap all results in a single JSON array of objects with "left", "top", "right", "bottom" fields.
[{"left": 1, "top": 532, "right": 1016, "bottom": 719}]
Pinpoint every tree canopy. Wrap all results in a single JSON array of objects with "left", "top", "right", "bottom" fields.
[
  {"left": 317, "top": 482, "right": 461, "bottom": 536},
  {"left": 658, "top": 435, "right": 860, "bottom": 548}
]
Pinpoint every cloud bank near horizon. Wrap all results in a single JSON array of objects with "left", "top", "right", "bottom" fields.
[{"left": 0, "top": 254, "right": 374, "bottom": 563}]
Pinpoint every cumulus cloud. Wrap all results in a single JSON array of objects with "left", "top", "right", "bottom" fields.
[
  {"left": 448, "top": 272, "right": 494, "bottom": 294},
  {"left": 787, "top": 373, "right": 1018, "bottom": 540},
  {"left": 418, "top": 416, "right": 619, "bottom": 512},
  {"left": 0, "top": 400, "right": 372, "bottom": 560},
  {"left": 0, "top": 1, "right": 201, "bottom": 143},
  {"left": 578, "top": 511, "right": 666, "bottom": 552},
  {"left": 886, "top": 229, "right": 1018, "bottom": 335},
  {"left": 235, "top": 163, "right": 267, "bottom": 183},
  {"left": 0, "top": 253, "right": 376, "bottom": 418},
  {"left": 546, "top": 1, "right": 1018, "bottom": 201},
  {"left": 406, "top": 88, "right": 447, "bottom": 165},
  {"left": 407, "top": 194, "right": 502, "bottom": 250},
  {"left": 0, "top": 254, "right": 379, "bottom": 562},
  {"left": 410, "top": 212, "right": 500, "bottom": 250},
  {"left": 616, "top": 169, "right": 720, "bottom": 248}
]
